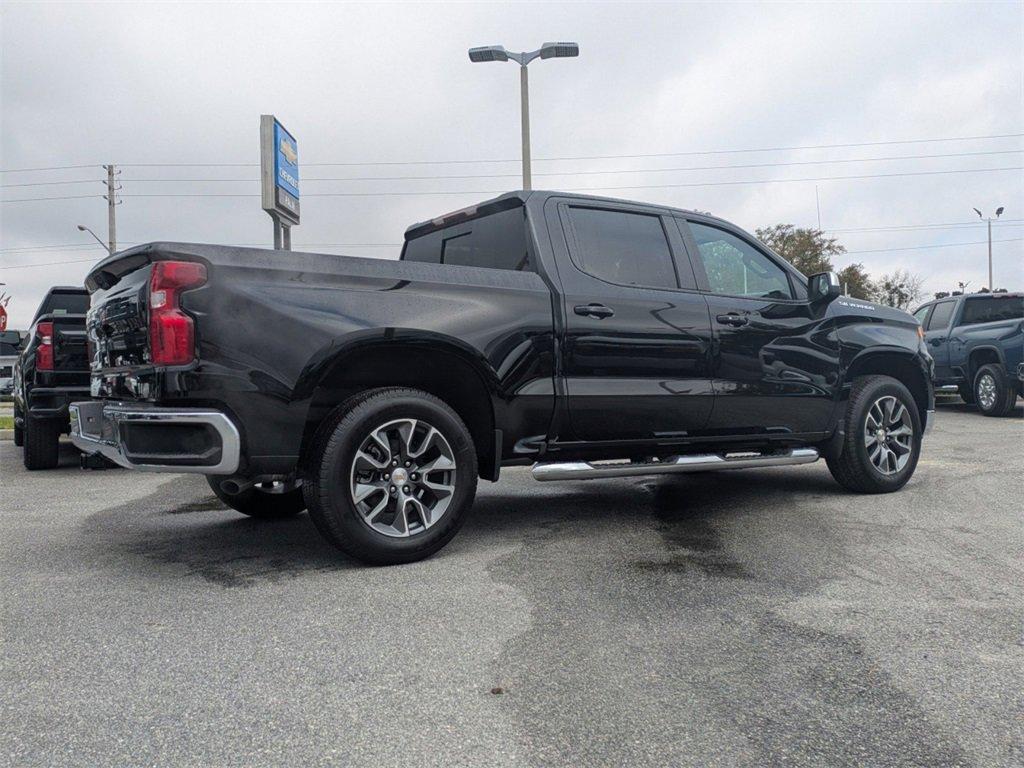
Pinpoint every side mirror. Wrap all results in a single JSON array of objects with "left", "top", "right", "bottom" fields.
[{"left": 808, "top": 271, "right": 842, "bottom": 304}]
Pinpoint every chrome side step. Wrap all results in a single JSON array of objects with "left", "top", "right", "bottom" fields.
[{"left": 531, "top": 448, "right": 820, "bottom": 482}]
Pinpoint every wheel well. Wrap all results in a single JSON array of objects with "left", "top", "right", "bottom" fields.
[
  {"left": 967, "top": 347, "right": 1002, "bottom": 381},
  {"left": 846, "top": 352, "right": 929, "bottom": 427},
  {"left": 300, "top": 344, "right": 496, "bottom": 480}
]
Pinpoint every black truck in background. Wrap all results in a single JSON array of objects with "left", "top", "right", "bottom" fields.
[
  {"left": 72, "top": 191, "right": 934, "bottom": 564},
  {"left": 13, "top": 287, "right": 91, "bottom": 469}
]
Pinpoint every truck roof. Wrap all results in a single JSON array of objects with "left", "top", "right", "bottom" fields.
[{"left": 403, "top": 190, "right": 712, "bottom": 241}]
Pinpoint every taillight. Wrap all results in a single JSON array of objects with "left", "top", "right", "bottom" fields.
[
  {"left": 149, "top": 260, "right": 207, "bottom": 365},
  {"left": 36, "top": 321, "right": 54, "bottom": 370}
]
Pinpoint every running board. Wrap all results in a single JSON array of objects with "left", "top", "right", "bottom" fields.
[{"left": 531, "top": 448, "right": 820, "bottom": 482}]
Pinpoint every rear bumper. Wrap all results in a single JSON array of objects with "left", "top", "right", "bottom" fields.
[
  {"left": 27, "top": 386, "right": 91, "bottom": 419},
  {"left": 69, "top": 400, "right": 240, "bottom": 474},
  {"left": 923, "top": 408, "right": 935, "bottom": 435}
]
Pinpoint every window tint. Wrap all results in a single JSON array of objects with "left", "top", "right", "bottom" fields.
[
  {"left": 402, "top": 207, "right": 531, "bottom": 272},
  {"left": 688, "top": 222, "right": 793, "bottom": 300},
  {"left": 567, "top": 207, "right": 677, "bottom": 289},
  {"left": 912, "top": 305, "right": 932, "bottom": 324},
  {"left": 926, "top": 301, "right": 956, "bottom": 330},
  {"left": 958, "top": 296, "right": 1023, "bottom": 326}
]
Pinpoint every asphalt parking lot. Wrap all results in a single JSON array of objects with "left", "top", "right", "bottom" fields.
[{"left": 2, "top": 401, "right": 1022, "bottom": 768}]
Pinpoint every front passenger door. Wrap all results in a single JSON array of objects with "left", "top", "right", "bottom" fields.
[{"left": 680, "top": 219, "right": 839, "bottom": 436}]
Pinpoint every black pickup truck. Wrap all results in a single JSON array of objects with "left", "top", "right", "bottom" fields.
[
  {"left": 13, "top": 286, "right": 91, "bottom": 469},
  {"left": 72, "top": 191, "right": 934, "bottom": 564},
  {"left": 912, "top": 292, "right": 1023, "bottom": 416}
]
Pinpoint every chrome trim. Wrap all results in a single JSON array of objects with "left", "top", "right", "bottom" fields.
[
  {"left": 70, "top": 401, "right": 240, "bottom": 474},
  {"left": 531, "top": 448, "right": 819, "bottom": 482},
  {"left": 923, "top": 409, "right": 935, "bottom": 436}
]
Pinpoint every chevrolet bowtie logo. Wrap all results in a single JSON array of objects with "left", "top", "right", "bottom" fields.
[{"left": 280, "top": 138, "right": 297, "bottom": 164}]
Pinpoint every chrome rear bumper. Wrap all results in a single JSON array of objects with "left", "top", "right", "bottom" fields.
[
  {"left": 70, "top": 400, "right": 240, "bottom": 474},
  {"left": 923, "top": 408, "right": 935, "bottom": 435}
]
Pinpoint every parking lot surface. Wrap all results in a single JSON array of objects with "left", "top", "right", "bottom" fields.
[{"left": 2, "top": 402, "right": 1022, "bottom": 767}]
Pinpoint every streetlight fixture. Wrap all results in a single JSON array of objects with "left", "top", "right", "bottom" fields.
[
  {"left": 972, "top": 206, "right": 1004, "bottom": 290},
  {"left": 77, "top": 224, "right": 112, "bottom": 255},
  {"left": 467, "top": 41, "right": 579, "bottom": 190}
]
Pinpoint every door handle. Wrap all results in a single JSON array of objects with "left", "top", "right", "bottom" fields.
[
  {"left": 716, "top": 313, "right": 748, "bottom": 327},
  {"left": 574, "top": 303, "right": 615, "bottom": 319}
]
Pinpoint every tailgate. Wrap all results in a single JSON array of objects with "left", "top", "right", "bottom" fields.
[
  {"left": 88, "top": 262, "right": 152, "bottom": 375},
  {"left": 51, "top": 315, "right": 89, "bottom": 373}
]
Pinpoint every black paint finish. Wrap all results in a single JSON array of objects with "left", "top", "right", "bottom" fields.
[{"left": 81, "top": 191, "right": 934, "bottom": 479}]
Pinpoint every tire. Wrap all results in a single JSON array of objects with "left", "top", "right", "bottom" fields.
[
  {"left": 13, "top": 404, "right": 24, "bottom": 447},
  {"left": 826, "top": 375, "right": 922, "bottom": 494},
  {"left": 974, "top": 363, "right": 1017, "bottom": 417},
  {"left": 957, "top": 384, "right": 975, "bottom": 405},
  {"left": 22, "top": 415, "right": 62, "bottom": 470},
  {"left": 206, "top": 475, "right": 306, "bottom": 519},
  {"left": 303, "top": 387, "right": 478, "bottom": 566}
]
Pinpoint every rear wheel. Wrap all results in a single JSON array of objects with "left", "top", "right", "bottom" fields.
[
  {"left": 974, "top": 364, "right": 1017, "bottom": 417},
  {"left": 303, "top": 387, "right": 478, "bottom": 565},
  {"left": 826, "top": 375, "right": 922, "bottom": 494},
  {"left": 206, "top": 476, "right": 306, "bottom": 519},
  {"left": 22, "top": 415, "right": 61, "bottom": 470},
  {"left": 13, "top": 404, "right": 24, "bottom": 447}
]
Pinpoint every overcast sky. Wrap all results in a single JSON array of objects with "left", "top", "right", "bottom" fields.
[{"left": 2, "top": 0, "right": 1021, "bottom": 328}]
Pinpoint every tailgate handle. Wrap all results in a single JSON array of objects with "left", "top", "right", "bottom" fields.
[
  {"left": 716, "top": 313, "right": 749, "bottom": 326},
  {"left": 574, "top": 303, "right": 615, "bottom": 319}
]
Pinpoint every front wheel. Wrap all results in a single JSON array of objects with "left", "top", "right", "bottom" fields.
[
  {"left": 206, "top": 476, "right": 306, "bottom": 519},
  {"left": 826, "top": 375, "right": 922, "bottom": 494},
  {"left": 974, "top": 364, "right": 1017, "bottom": 417},
  {"left": 303, "top": 387, "right": 478, "bottom": 566}
]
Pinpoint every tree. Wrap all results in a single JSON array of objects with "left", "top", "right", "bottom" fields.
[
  {"left": 836, "top": 263, "right": 874, "bottom": 301},
  {"left": 755, "top": 224, "right": 847, "bottom": 277},
  {"left": 872, "top": 270, "right": 925, "bottom": 310}
]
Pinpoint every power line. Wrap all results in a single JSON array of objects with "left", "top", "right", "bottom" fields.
[
  {"left": 5, "top": 149, "right": 1022, "bottom": 188},
  {"left": 4, "top": 132, "right": 1020, "bottom": 174},
  {"left": 1, "top": 194, "right": 100, "bottom": 203},
  {"left": 0, "top": 163, "right": 99, "bottom": 174},
  {"left": 75, "top": 165, "right": 1024, "bottom": 198},
  {"left": 845, "top": 237, "right": 1023, "bottom": 255}
]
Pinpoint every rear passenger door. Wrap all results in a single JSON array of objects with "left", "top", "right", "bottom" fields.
[
  {"left": 679, "top": 218, "right": 838, "bottom": 435},
  {"left": 548, "top": 199, "right": 714, "bottom": 442}
]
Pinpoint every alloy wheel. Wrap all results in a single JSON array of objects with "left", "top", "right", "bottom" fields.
[
  {"left": 348, "top": 418, "right": 457, "bottom": 538},
  {"left": 863, "top": 395, "right": 914, "bottom": 475},
  {"left": 976, "top": 373, "right": 997, "bottom": 410}
]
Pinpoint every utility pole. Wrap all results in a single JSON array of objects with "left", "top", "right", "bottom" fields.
[
  {"left": 972, "top": 206, "right": 1003, "bottom": 290},
  {"left": 103, "top": 164, "right": 121, "bottom": 253}
]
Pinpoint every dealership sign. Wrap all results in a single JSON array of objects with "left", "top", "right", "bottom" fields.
[{"left": 260, "top": 115, "right": 300, "bottom": 225}]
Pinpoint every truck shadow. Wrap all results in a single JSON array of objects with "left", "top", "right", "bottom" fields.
[
  {"left": 935, "top": 399, "right": 1023, "bottom": 417},
  {"left": 84, "top": 467, "right": 843, "bottom": 586}
]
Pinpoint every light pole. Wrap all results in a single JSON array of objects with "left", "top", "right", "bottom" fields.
[
  {"left": 77, "top": 224, "right": 112, "bottom": 255},
  {"left": 468, "top": 42, "right": 579, "bottom": 190},
  {"left": 972, "top": 206, "right": 1004, "bottom": 290}
]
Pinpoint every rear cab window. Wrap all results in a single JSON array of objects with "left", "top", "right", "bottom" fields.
[
  {"left": 957, "top": 295, "right": 1024, "bottom": 326},
  {"left": 402, "top": 207, "right": 532, "bottom": 272}
]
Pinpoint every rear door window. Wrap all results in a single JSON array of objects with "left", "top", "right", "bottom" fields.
[
  {"left": 926, "top": 300, "right": 956, "bottom": 330},
  {"left": 566, "top": 206, "right": 679, "bottom": 289},
  {"left": 958, "top": 296, "right": 1024, "bottom": 326},
  {"left": 912, "top": 305, "right": 932, "bottom": 325}
]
